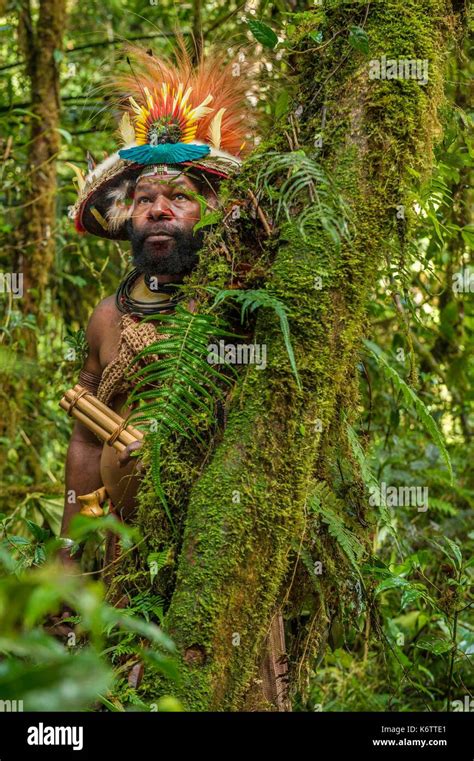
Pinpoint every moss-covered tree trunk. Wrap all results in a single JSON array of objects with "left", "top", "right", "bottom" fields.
[
  {"left": 140, "top": 0, "right": 465, "bottom": 710},
  {"left": 16, "top": 0, "right": 66, "bottom": 319}
]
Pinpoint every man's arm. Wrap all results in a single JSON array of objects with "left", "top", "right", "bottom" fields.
[
  {"left": 59, "top": 300, "right": 110, "bottom": 560},
  {"left": 60, "top": 420, "right": 104, "bottom": 538}
]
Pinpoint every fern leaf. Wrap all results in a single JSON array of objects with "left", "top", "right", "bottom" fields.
[
  {"left": 209, "top": 288, "right": 302, "bottom": 389},
  {"left": 148, "top": 548, "right": 172, "bottom": 580},
  {"left": 255, "top": 150, "right": 352, "bottom": 247},
  {"left": 364, "top": 340, "right": 453, "bottom": 484},
  {"left": 346, "top": 421, "right": 396, "bottom": 533},
  {"left": 427, "top": 498, "right": 458, "bottom": 517},
  {"left": 127, "top": 306, "right": 234, "bottom": 519},
  {"left": 309, "top": 482, "right": 365, "bottom": 571}
]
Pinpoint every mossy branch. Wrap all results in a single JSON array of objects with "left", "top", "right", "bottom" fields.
[{"left": 135, "top": 0, "right": 464, "bottom": 711}]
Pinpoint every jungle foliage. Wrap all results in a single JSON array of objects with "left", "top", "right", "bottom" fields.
[{"left": 0, "top": 0, "right": 472, "bottom": 712}]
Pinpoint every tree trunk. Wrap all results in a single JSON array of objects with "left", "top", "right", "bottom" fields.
[
  {"left": 16, "top": 0, "right": 66, "bottom": 320},
  {"left": 136, "top": 0, "right": 466, "bottom": 711}
]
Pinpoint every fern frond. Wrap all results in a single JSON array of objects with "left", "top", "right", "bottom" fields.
[
  {"left": 127, "top": 591, "right": 166, "bottom": 623},
  {"left": 148, "top": 548, "right": 172, "bottom": 581},
  {"left": 346, "top": 421, "right": 396, "bottom": 534},
  {"left": 364, "top": 340, "right": 453, "bottom": 484},
  {"left": 308, "top": 482, "right": 365, "bottom": 571},
  {"left": 127, "top": 305, "right": 236, "bottom": 518},
  {"left": 426, "top": 498, "right": 458, "bottom": 517},
  {"left": 255, "top": 150, "right": 352, "bottom": 247},
  {"left": 209, "top": 287, "right": 302, "bottom": 389},
  {"left": 110, "top": 642, "right": 137, "bottom": 660}
]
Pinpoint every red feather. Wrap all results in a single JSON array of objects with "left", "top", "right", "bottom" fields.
[{"left": 109, "top": 36, "right": 251, "bottom": 157}]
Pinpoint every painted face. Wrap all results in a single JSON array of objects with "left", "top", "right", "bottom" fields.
[{"left": 127, "top": 172, "right": 205, "bottom": 277}]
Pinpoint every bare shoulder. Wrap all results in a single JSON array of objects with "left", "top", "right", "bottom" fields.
[
  {"left": 86, "top": 295, "right": 121, "bottom": 346},
  {"left": 82, "top": 295, "right": 121, "bottom": 375}
]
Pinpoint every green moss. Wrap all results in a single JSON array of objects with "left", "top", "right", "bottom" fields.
[{"left": 112, "top": 0, "right": 460, "bottom": 711}]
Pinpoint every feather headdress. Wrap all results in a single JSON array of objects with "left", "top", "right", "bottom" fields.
[{"left": 69, "top": 40, "right": 250, "bottom": 240}]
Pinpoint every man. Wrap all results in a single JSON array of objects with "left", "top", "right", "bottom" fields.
[
  {"left": 61, "top": 165, "right": 217, "bottom": 534},
  {"left": 60, "top": 44, "right": 289, "bottom": 711},
  {"left": 62, "top": 42, "right": 246, "bottom": 536}
]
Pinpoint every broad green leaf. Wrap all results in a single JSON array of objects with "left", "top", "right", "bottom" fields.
[
  {"left": 0, "top": 649, "right": 111, "bottom": 711},
  {"left": 401, "top": 587, "right": 422, "bottom": 609},
  {"left": 375, "top": 576, "right": 410, "bottom": 594},
  {"left": 274, "top": 90, "right": 289, "bottom": 119},
  {"left": 24, "top": 584, "right": 63, "bottom": 627},
  {"left": 348, "top": 26, "right": 369, "bottom": 54},
  {"left": 248, "top": 19, "right": 278, "bottom": 49},
  {"left": 141, "top": 649, "right": 181, "bottom": 682}
]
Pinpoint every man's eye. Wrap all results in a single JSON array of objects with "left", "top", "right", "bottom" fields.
[
  {"left": 173, "top": 193, "right": 189, "bottom": 201},
  {"left": 137, "top": 197, "right": 150, "bottom": 204}
]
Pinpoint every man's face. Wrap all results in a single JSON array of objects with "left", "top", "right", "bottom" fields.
[{"left": 127, "top": 172, "right": 207, "bottom": 278}]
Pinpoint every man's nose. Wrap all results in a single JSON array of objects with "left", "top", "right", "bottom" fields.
[{"left": 147, "top": 195, "right": 174, "bottom": 219}]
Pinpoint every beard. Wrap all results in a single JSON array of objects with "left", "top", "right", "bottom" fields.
[{"left": 126, "top": 219, "right": 204, "bottom": 278}]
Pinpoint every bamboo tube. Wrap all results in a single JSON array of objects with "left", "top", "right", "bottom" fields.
[
  {"left": 64, "top": 389, "right": 137, "bottom": 447},
  {"left": 72, "top": 385, "right": 143, "bottom": 442},
  {"left": 72, "top": 385, "right": 124, "bottom": 425},
  {"left": 60, "top": 385, "right": 144, "bottom": 452},
  {"left": 59, "top": 398, "right": 126, "bottom": 452}
]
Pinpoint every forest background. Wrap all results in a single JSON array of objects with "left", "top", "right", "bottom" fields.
[{"left": 0, "top": 0, "right": 472, "bottom": 712}]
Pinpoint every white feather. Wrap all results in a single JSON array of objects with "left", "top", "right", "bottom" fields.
[
  {"left": 208, "top": 108, "right": 226, "bottom": 150},
  {"left": 188, "top": 94, "right": 214, "bottom": 122},
  {"left": 118, "top": 113, "right": 136, "bottom": 146},
  {"left": 105, "top": 180, "right": 134, "bottom": 233}
]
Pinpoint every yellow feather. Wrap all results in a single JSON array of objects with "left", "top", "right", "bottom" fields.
[
  {"left": 172, "top": 82, "right": 184, "bottom": 112},
  {"left": 128, "top": 97, "right": 142, "bottom": 116},
  {"left": 181, "top": 87, "right": 192, "bottom": 108},
  {"left": 65, "top": 162, "right": 85, "bottom": 191},
  {"left": 144, "top": 87, "right": 154, "bottom": 110}
]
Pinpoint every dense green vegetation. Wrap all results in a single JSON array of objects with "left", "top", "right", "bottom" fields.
[{"left": 0, "top": 0, "right": 472, "bottom": 712}]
